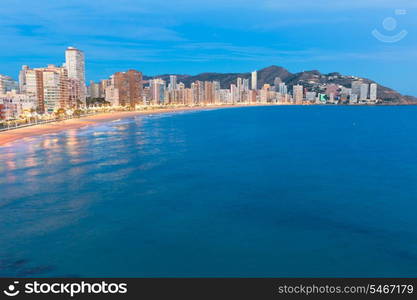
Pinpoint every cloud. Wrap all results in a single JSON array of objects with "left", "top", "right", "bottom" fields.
[
  {"left": 0, "top": 0, "right": 416, "bottom": 97},
  {"left": 0, "top": 0, "right": 185, "bottom": 42}
]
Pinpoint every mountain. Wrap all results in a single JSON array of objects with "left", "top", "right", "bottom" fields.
[
  {"left": 284, "top": 70, "right": 416, "bottom": 104},
  {"left": 144, "top": 65, "right": 417, "bottom": 104}
]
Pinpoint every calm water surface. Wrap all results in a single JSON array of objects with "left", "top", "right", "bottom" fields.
[{"left": 1, "top": 106, "right": 417, "bottom": 277}]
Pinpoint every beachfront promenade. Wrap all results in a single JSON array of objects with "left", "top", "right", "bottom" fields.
[
  {"left": 0, "top": 104, "right": 216, "bottom": 133},
  {"left": 0, "top": 103, "right": 276, "bottom": 146}
]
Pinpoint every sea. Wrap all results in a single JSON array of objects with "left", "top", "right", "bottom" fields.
[{"left": 0, "top": 105, "right": 416, "bottom": 277}]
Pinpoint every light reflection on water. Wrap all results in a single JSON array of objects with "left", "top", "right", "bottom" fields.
[
  {"left": 0, "top": 113, "right": 188, "bottom": 277},
  {"left": 0, "top": 107, "right": 417, "bottom": 277}
]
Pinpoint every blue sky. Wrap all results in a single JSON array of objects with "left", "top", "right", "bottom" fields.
[{"left": 1, "top": 0, "right": 417, "bottom": 95}]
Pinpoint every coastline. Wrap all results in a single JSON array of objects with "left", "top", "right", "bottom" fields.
[
  {"left": 0, "top": 104, "right": 254, "bottom": 147},
  {"left": 2, "top": 103, "right": 409, "bottom": 147}
]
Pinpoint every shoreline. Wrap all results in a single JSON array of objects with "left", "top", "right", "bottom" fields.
[
  {"left": 0, "top": 104, "right": 255, "bottom": 147},
  {"left": 1, "top": 103, "right": 415, "bottom": 147}
]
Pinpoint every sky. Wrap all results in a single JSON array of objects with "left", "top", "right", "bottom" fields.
[{"left": 0, "top": 0, "right": 417, "bottom": 95}]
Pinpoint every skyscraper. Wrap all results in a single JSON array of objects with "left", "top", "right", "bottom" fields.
[
  {"left": 237, "top": 78, "right": 243, "bottom": 91},
  {"left": 351, "top": 81, "right": 362, "bottom": 98},
  {"left": 16, "top": 65, "right": 70, "bottom": 113},
  {"left": 242, "top": 78, "right": 249, "bottom": 91},
  {"left": 212, "top": 81, "right": 221, "bottom": 103},
  {"left": 278, "top": 82, "right": 287, "bottom": 95},
  {"left": 28, "top": 65, "right": 70, "bottom": 113},
  {"left": 169, "top": 75, "right": 177, "bottom": 91},
  {"left": 23, "top": 69, "right": 42, "bottom": 108},
  {"left": 230, "top": 84, "right": 238, "bottom": 103},
  {"left": 65, "top": 47, "right": 85, "bottom": 82},
  {"left": 370, "top": 83, "right": 377, "bottom": 101},
  {"left": 150, "top": 78, "right": 165, "bottom": 104},
  {"left": 65, "top": 47, "right": 86, "bottom": 104},
  {"left": 251, "top": 71, "right": 257, "bottom": 90},
  {"left": 113, "top": 70, "right": 143, "bottom": 107},
  {"left": 360, "top": 83, "right": 369, "bottom": 100},
  {"left": 204, "top": 81, "right": 214, "bottom": 104},
  {"left": 42, "top": 68, "right": 66, "bottom": 112},
  {"left": 104, "top": 75, "right": 120, "bottom": 106},
  {"left": 293, "top": 85, "right": 304, "bottom": 104}
]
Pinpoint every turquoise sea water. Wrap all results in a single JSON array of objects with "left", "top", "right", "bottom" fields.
[{"left": 0, "top": 106, "right": 417, "bottom": 277}]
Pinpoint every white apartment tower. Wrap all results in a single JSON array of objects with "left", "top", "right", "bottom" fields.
[
  {"left": 169, "top": 75, "right": 177, "bottom": 91},
  {"left": 360, "top": 83, "right": 369, "bottom": 100},
  {"left": 150, "top": 78, "right": 166, "bottom": 104},
  {"left": 251, "top": 71, "right": 257, "bottom": 90},
  {"left": 242, "top": 78, "right": 249, "bottom": 91},
  {"left": 370, "top": 83, "right": 377, "bottom": 101},
  {"left": 65, "top": 47, "right": 85, "bottom": 82},
  {"left": 65, "top": 47, "right": 86, "bottom": 104},
  {"left": 293, "top": 85, "right": 304, "bottom": 104},
  {"left": 351, "top": 81, "right": 362, "bottom": 98},
  {"left": 278, "top": 82, "right": 287, "bottom": 95}
]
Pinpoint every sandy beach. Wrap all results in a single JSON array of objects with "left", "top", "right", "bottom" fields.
[{"left": 0, "top": 105, "right": 249, "bottom": 147}]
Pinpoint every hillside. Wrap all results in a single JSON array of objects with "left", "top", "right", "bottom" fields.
[{"left": 144, "top": 66, "right": 417, "bottom": 104}]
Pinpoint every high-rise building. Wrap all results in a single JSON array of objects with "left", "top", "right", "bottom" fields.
[
  {"left": 42, "top": 69, "right": 64, "bottom": 112},
  {"left": 105, "top": 76, "right": 120, "bottom": 106},
  {"left": 40, "top": 65, "right": 70, "bottom": 112},
  {"left": 218, "top": 89, "right": 231, "bottom": 104},
  {"left": 237, "top": 78, "right": 243, "bottom": 91},
  {"left": 260, "top": 84, "right": 271, "bottom": 103},
  {"left": 150, "top": 78, "right": 165, "bottom": 104},
  {"left": 251, "top": 71, "right": 257, "bottom": 90},
  {"left": 24, "top": 69, "right": 41, "bottom": 104},
  {"left": 370, "top": 83, "right": 377, "bottom": 101},
  {"left": 113, "top": 70, "right": 143, "bottom": 107},
  {"left": 204, "top": 81, "right": 214, "bottom": 104},
  {"left": 278, "top": 82, "right": 287, "bottom": 95},
  {"left": 169, "top": 75, "right": 177, "bottom": 91},
  {"left": 191, "top": 81, "right": 205, "bottom": 105},
  {"left": 293, "top": 85, "right": 304, "bottom": 104},
  {"left": 236, "top": 77, "right": 244, "bottom": 102},
  {"left": 249, "top": 90, "right": 257, "bottom": 103},
  {"left": 242, "top": 78, "right": 249, "bottom": 91},
  {"left": 351, "top": 81, "right": 362, "bottom": 99},
  {"left": 209, "top": 81, "right": 221, "bottom": 104},
  {"left": 65, "top": 47, "right": 85, "bottom": 82},
  {"left": 19, "top": 65, "right": 70, "bottom": 113},
  {"left": 230, "top": 84, "right": 238, "bottom": 103},
  {"left": 65, "top": 47, "right": 86, "bottom": 104},
  {"left": 360, "top": 83, "right": 369, "bottom": 100}
]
